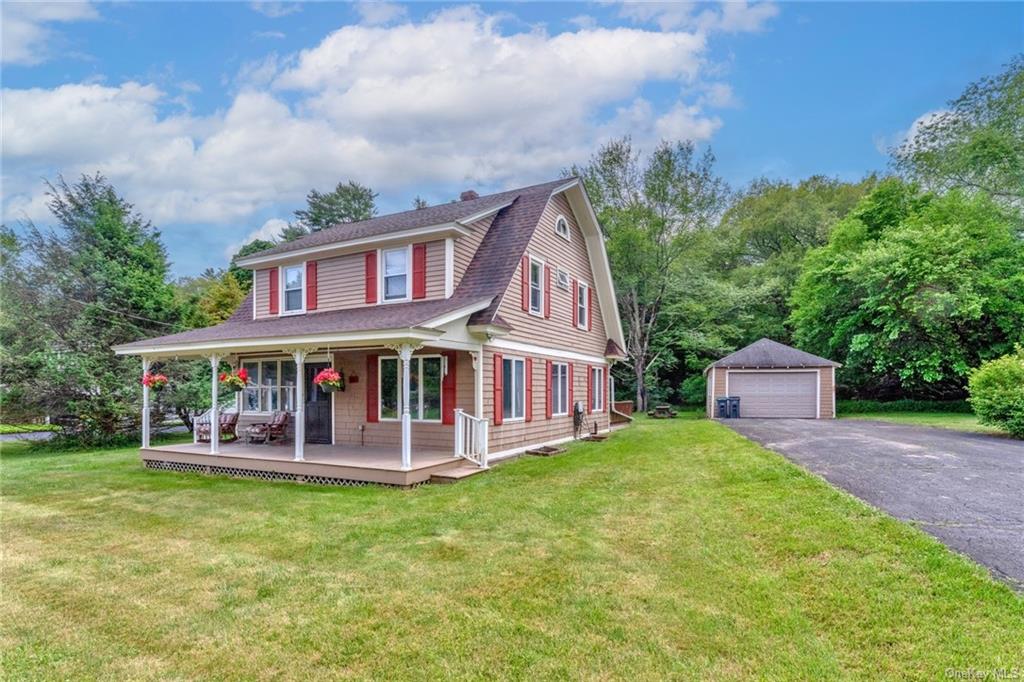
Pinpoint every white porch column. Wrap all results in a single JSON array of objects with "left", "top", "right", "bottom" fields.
[
  {"left": 399, "top": 344, "right": 414, "bottom": 470},
  {"left": 209, "top": 354, "right": 221, "bottom": 455},
  {"left": 141, "top": 357, "right": 151, "bottom": 449},
  {"left": 473, "top": 347, "right": 484, "bottom": 420},
  {"left": 291, "top": 349, "right": 308, "bottom": 461}
]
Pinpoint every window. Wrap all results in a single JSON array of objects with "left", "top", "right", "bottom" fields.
[
  {"left": 577, "top": 282, "right": 589, "bottom": 329},
  {"left": 551, "top": 362, "right": 569, "bottom": 416},
  {"left": 241, "top": 359, "right": 299, "bottom": 412},
  {"left": 556, "top": 268, "right": 570, "bottom": 290},
  {"left": 591, "top": 366, "right": 604, "bottom": 412},
  {"left": 379, "top": 355, "right": 443, "bottom": 421},
  {"left": 555, "top": 215, "right": 570, "bottom": 241},
  {"left": 383, "top": 247, "right": 409, "bottom": 301},
  {"left": 502, "top": 357, "right": 526, "bottom": 420},
  {"left": 283, "top": 265, "right": 304, "bottom": 313},
  {"left": 528, "top": 257, "right": 543, "bottom": 315}
]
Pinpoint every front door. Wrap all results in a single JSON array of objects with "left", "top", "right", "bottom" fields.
[{"left": 304, "top": 363, "right": 332, "bottom": 444}]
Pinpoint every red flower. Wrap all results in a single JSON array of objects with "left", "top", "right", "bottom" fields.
[
  {"left": 237, "top": 368, "right": 249, "bottom": 382},
  {"left": 219, "top": 372, "right": 227, "bottom": 381}
]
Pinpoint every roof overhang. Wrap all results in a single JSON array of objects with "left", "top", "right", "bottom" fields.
[
  {"left": 703, "top": 363, "right": 842, "bottom": 374},
  {"left": 456, "top": 200, "right": 515, "bottom": 226},
  {"left": 234, "top": 223, "right": 473, "bottom": 269},
  {"left": 113, "top": 326, "right": 445, "bottom": 358}
]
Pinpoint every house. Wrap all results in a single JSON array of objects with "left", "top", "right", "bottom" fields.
[
  {"left": 704, "top": 338, "right": 839, "bottom": 419},
  {"left": 114, "top": 178, "right": 627, "bottom": 486}
]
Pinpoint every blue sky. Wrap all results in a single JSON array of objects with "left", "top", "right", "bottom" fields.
[{"left": 2, "top": 1, "right": 1020, "bottom": 277}]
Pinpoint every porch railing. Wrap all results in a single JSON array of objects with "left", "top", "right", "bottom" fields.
[{"left": 454, "top": 409, "right": 488, "bottom": 468}]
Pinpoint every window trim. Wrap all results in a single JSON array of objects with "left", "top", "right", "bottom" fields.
[
  {"left": 554, "top": 214, "right": 570, "bottom": 241},
  {"left": 576, "top": 281, "right": 590, "bottom": 330},
  {"left": 379, "top": 245, "right": 413, "bottom": 304},
  {"left": 501, "top": 355, "right": 527, "bottom": 422},
  {"left": 279, "top": 262, "right": 306, "bottom": 316},
  {"left": 378, "top": 354, "right": 445, "bottom": 423},
  {"left": 590, "top": 366, "right": 605, "bottom": 413},
  {"left": 555, "top": 267, "right": 570, "bottom": 290},
  {"left": 528, "top": 255, "right": 545, "bottom": 317},
  {"left": 551, "top": 361, "right": 569, "bottom": 417},
  {"left": 239, "top": 357, "right": 299, "bottom": 413}
]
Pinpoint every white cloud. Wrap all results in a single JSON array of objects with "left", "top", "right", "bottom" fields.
[
  {"left": 249, "top": 2, "right": 301, "bottom": 19},
  {"left": 225, "top": 218, "right": 288, "bottom": 258},
  {"left": 253, "top": 30, "right": 286, "bottom": 40},
  {"left": 618, "top": 1, "right": 777, "bottom": 34},
  {"left": 700, "top": 82, "right": 737, "bottom": 108},
  {"left": 568, "top": 15, "right": 598, "bottom": 29},
  {"left": 2, "top": 5, "right": 743, "bottom": 241},
  {"left": 355, "top": 2, "right": 408, "bottom": 26},
  {"left": 1, "top": 1, "right": 98, "bottom": 65},
  {"left": 875, "top": 109, "right": 948, "bottom": 156}
]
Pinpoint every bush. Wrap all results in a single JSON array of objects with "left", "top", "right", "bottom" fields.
[
  {"left": 837, "top": 399, "right": 973, "bottom": 414},
  {"left": 968, "top": 348, "right": 1024, "bottom": 438},
  {"left": 680, "top": 375, "right": 707, "bottom": 405}
]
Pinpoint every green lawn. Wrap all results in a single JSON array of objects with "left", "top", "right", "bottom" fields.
[
  {"left": 840, "top": 411, "right": 1007, "bottom": 435},
  {"left": 0, "top": 423, "right": 59, "bottom": 435},
  {"left": 2, "top": 417, "right": 1021, "bottom": 680}
]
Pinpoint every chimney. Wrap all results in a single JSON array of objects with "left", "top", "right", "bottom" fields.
[{"left": 460, "top": 190, "right": 479, "bottom": 202}]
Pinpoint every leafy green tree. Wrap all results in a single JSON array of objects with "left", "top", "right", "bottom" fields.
[
  {"left": 968, "top": 346, "right": 1024, "bottom": 438},
  {"left": 228, "top": 238, "right": 275, "bottom": 291},
  {"left": 286, "top": 180, "right": 378, "bottom": 241},
  {"left": 412, "top": 196, "right": 429, "bottom": 209},
  {"left": 574, "top": 138, "right": 729, "bottom": 410},
  {"left": 791, "top": 180, "right": 1024, "bottom": 398},
  {"left": 895, "top": 57, "right": 1023, "bottom": 207},
  {"left": 0, "top": 174, "right": 183, "bottom": 439}
]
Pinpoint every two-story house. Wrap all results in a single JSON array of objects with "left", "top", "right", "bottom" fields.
[{"left": 114, "top": 178, "right": 627, "bottom": 486}]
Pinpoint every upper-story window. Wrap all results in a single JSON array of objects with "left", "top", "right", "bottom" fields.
[
  {"left": 383, "top": 247, "right": 409, "bottom": 301},
  {"left": 529, "top": 257, "right": 544, "bottom": 316},
  {"left": 283, "top": 265, "right": 304, "bottom": 313},
  {"left": 555, "top": 215, "right": 570, "bottom": 241},
  {"left": 576, "top": 282, "right": 589, "bottom": 329}
]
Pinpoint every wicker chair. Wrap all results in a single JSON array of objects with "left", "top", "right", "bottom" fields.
[
  {"left": 196, "top": 412, "right": 240, "bottom": 443},
  {"left": 245, "top": 411, "right": 289, "bottom": 445}
]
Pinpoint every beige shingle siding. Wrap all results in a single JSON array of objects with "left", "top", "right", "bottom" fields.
[
  {"left": 820, "top": 366, "right": 835, "bottom": 418},
  {"left": 494, "top": 193, "right": 608, "bottom": 356}
]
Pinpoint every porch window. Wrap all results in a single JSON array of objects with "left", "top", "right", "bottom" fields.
[
  {"left": 591, "top": 366, "right": 604, "bottom": 412},
  {"left": 551, "top": 362, "right": 568, "bottom": 416},
  {"left": 502, "top": 357, "right": 525, "bottom": 420},
  {"left": 379, "top": 355, "right": 443, "bottom": 421},
  {"left": 576, "top": 282, "right": 589, "bottom": 330},
  {"left": 529, "top": 257, "right": 543, "bottom": 315},
  {"left": 383, "top": 247, "right": 409, "bottom": 301},
  {"left": 283, "top": 265, "right": 304, "bottom": 313},
  {"left": 240, "top": 359, "right": 298, "bottom": 412}
]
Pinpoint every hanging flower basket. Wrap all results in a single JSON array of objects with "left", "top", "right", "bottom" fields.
[
  {"left": 219, "top": 368, "right": 248, "bottom": 393},
  {"left": 314, "top": 367, "right": 345, "bottom": 393},
  {"left": 141, "top": 371, "right": 169, "bottom": 392}
]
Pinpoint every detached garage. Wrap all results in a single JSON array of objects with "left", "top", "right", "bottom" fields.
[{"left": 704, "top": 338, "right": 839, "bottom": 419}]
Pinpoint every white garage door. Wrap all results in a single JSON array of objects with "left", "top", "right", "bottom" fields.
[{"left": 728, "top": 371, "right": 817, "bottom": 418}]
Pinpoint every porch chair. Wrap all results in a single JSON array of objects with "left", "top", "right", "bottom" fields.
[
  {"left": 196, "top": 412, "right": 240, "bottom": 443},
  {"left": 245, "top": 411, "right": 289, "bottom": 445}
]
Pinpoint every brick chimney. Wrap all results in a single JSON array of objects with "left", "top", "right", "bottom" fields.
[{"left": 459, "top": 190, "right": 479, "bottom": 201}]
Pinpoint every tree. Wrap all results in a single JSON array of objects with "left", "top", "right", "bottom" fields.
[
  {"left": 895, "top": 57, "right": 1024, "bottom": 208},
  {"left": 227, "top": 238, "right": 275, "bottom": 292},
  {"left": 790, "top": 180, "right": 1024, "bottom": 398},
  {"left": 412, "top": 196, "right": 429, "bottom": 209},
  {"left": 574, "top": 138, "right": 729, "bottom": 410},
  {"left": 289, "top": 180, "right": 378, "bottom": 239},
  {"left": 968, "top": 346, "right": 1024, "bottom": 438},
  {"left": 0, "top": 174, "right": 183, "bottom": 439}
]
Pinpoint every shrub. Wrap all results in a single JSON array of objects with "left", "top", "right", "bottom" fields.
[
  {"left": 680, "top": 375, "right": 707, "bottom": 405},
  {"left": 837, "top": 399, "right": 973, "bottom": 414},
  {"left": 968, "top": 348, "right": 1024, "bottom": 438}
]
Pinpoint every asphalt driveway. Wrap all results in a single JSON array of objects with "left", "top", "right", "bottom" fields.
[{"left": 723, "top": 418, "right": 1024, "bottom": 588}]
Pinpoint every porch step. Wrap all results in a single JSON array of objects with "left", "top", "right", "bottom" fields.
[{"left": 430, "top": 464, "right": 488, "bottom": 484}]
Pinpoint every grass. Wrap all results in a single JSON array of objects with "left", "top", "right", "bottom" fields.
[
  {"left": 0, "top": 423, "right": 59, "bottom": 435},
  {"left": 2, "top": 417, "right": 1021, "bottom": 680},
  {"left": 839, "top": 411, "right": 1007, "bottom": 435}
]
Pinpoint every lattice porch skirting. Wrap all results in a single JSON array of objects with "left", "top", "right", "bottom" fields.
[{"left": 142, "top": 458, "right": 425, "bottom": 488}]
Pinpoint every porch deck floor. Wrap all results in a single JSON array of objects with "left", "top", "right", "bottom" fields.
[{"left": 141, "top": 441, "right": 464, "bottom": 486}]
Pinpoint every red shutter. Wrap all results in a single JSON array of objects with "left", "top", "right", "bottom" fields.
[
  {"left": 366, "top": 354, "right": 379, "bottom": 423},
  {"left": 306, "top": 261, "right": 318, "bottom": 311},
  {"left": 545, "top": 360, "right": 552, "bottom": 419},
  {"left": 567, "top": 362, "right": 574, "bottom": 415},
  {"left": 441, "top": 351, "right": 457, "bottom": 425},
  {"left": 520, "top": 256, "right": 529, "bottom": 311},
  {"left": 587, "top": 286, "right": 593, "bottom": 331},
  {"left": 525, "top": 357, "right": 533, "bottom": 422},
  {"left": 412, "top": 243, "right": 427, "bottom": 299},
  {"left": 571, "top": 279, "right": 577, "bottom": 327},
  {"left": 364, "top": 252, "right": 377, "bottom": 304},
  {"left": 493, "top": 353, "right": 503, "bottom": 426},
  {"left": 268, "top": 267, "right": 279, "bottom": 315},
  {"left": 587, "top": 365, "right": 593, "bottom": 413},
  {"left": 544, "top": 265, "right": 551, "bottom": 318}
]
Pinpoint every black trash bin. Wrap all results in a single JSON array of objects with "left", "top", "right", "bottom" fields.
[
  {"left": 716, "top": 397, "right": 730, "bottom": 418},
  {"left": 728, "top": 396, "right": 740, "bottom": 418}
]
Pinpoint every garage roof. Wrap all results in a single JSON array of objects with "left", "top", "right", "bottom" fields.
[{"left": 706, "top": 338, "right": 840, "bottom": 371}]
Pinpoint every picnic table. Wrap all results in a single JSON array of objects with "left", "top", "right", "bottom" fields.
[{"left": 647, "top": 404, "right": 677, "bottom": 419}]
